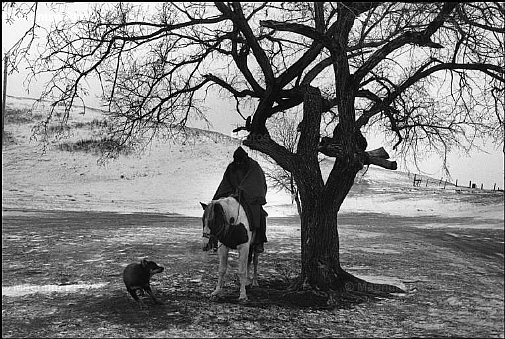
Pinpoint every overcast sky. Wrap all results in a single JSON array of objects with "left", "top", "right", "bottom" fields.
[{"left": 2, "top": 3, "right": 504, "bottom": 189}]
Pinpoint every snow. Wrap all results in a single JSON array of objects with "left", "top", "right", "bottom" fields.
[
  {"left": 2, "top": 283, "right": 108, "bottom": 297},
  {"left": 2, "top": 96, "right": 504, "bottom": 228}
]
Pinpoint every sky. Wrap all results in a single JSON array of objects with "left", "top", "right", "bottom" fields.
[{"left": 2, "top": 2, "right": 504, "bottom": 190}]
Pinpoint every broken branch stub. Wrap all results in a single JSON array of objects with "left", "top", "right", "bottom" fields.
[{"left": 318, "top": 138, "right": 397, "bottom": 170}]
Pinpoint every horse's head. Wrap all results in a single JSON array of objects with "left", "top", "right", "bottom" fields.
[{"left": 200, "top": 201, "right": 227, "bottom": 251}]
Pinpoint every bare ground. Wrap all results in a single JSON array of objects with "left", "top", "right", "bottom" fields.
[{"left": 2, "top": 208, "right": 504, "bottom": 338}]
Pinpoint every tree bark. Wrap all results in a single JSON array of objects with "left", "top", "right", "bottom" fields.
[
  {"left": 299, "top": 198, "right": 342, "bottom": 290},
  {"left": 367, "top": 147, "right": 390, "bottom": 159},
  {"left": 245, "top": 86, "right": 404, "bottom": 297},
  {"left": 291, "top": 86, "right": 403, "bottom": 296},
  {"left": 318, "top": 140, "right": 398, "bottom": 170},
  {"left": 293, "top": 173, "right": 404, "bottom": 295}
]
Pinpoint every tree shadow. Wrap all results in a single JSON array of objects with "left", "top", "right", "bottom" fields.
[
  {"left": 63, "top": 293, "right": 194, "bottom": 332},
  {"left": 208, "top": 278, "right": 403, "bottom": 310}
]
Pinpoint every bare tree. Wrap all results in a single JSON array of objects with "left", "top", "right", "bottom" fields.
[
  {"left": 262, "top": 110, "right": 303, "bottom": 215},
  {"left": 4, "top": 2, "right": 504, "bottom": 296}
]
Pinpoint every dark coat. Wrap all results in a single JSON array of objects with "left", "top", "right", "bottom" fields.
[{"left": 213, "top": 156, "right": 267, "bottom": 232}]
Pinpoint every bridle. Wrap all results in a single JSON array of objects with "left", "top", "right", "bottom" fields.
[
  {"left": 202, "top": 203, "right": 213, "bottom": 239},
  {"left": 202, "top": 195, "right": 241, "bottom": 240},
  {"left": 202, "top": 202, "right": 229, "bottom": 240}
]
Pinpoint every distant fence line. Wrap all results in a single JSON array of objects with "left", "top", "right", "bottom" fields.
[{"left": 411, "top": 173, "right": 502, "bottom": 191}]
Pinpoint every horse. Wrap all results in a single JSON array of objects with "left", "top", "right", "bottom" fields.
[{"left": 200, "top": 196, "right": 259, "bottom": 301}]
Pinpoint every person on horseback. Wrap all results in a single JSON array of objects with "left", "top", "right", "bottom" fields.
[{"left": 211, "top": 146, "right": 268, "bottom": 253}]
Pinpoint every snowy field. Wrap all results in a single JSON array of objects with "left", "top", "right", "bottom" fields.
[{"left": 2, "top": 94, "right": 503, "bottom": 226}]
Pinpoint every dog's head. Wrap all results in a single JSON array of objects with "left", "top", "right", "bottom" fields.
[{"left": 140, "top": 258, "right": 164, "bottom": 277}]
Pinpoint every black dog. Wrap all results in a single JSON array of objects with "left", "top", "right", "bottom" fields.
[{"left": 123, "top": 259, "right": 164, "bottom": 306}]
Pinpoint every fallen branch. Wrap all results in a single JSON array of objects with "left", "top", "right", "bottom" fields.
[{"left": 364, "top": 155, "right": 397, "bottom": 170}]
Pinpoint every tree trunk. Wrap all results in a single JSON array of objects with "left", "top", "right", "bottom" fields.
[
  {"left": 293, "top": 157, "right": 356, "bottom": 293},
  {"left": 299, "top": 198, "right": 343, "bottom": 290},
  {"left": 244, "top": 86, "right": 404, "bottom": 297},
  {"left": 295, "top": 183, "right": 404, "bottom": 295},
  {"left": 292, "top": 86, "right": 404, "bottom": 296}
]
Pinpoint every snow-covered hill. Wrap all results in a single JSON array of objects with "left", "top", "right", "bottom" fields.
[{"left": 2, "top": 96, "right": 503, "bottom": 223}]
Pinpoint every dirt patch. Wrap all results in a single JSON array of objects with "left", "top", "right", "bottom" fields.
[{"left": 2, "top": 208, "right": 503, "bottom": 337}]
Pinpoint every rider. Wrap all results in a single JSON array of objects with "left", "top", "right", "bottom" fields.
[{"left": 211, "top": 146, "right": 268, "bottom": 253}]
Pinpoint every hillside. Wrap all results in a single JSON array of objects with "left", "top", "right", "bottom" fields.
[{"left": 2, "top": 95, "right": 503, "bottom": 221}]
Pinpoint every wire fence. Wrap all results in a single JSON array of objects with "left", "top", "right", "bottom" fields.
[{"left": 411, "top": 173, "right": 502, "bottom": 192}]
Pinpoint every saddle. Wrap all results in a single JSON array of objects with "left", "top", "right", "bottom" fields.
[
  {"left": 219, "top": 219, "right": 249, "bottom": 250},
  {"left": 229, "top": 195, "right": 268, "bottom": 252}
]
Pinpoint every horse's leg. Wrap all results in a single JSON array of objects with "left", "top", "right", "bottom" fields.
[
  {"left": 211, "top": 245, "right": 228, "bottom": 298},
  {"left": 251, "top": 251, "right": 259, "bottom": 287},
  {"left": 246, "top": 249, "right": 259, "bottom": 287},
  {"left": 246, "top": 231, "right": 254, "bottom": 286},
  {"left": 238, "top": 245, "right": 249, "bottom": 301}
]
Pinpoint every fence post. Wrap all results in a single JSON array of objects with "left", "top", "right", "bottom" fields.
[
  {"left": 480, "top": 183, "right": 483, "bottom": 190},
  {"left": 494, "top": 183, "right": 496, "bottom": 191},
  {"left": 469, "top": 180, "right": 472, "bottom": 188},
  {"left": 455, "top": 179, "right": 458, "bottom": 187}
]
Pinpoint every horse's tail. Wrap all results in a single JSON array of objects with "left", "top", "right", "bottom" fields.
[{"left": 248, "top": 230, "right": 258, "bottom": 264}]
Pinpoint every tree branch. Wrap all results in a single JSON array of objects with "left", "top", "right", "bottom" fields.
[
  {"left": 215, "top": 2, "right": 275, "bottom": 85},
  {"left": 353, "top": 2, "right": 458, "bottom": 83},
  {"left": 260, "top": 20, "right": 324, "bottom": 41},
  {"left": 229, "top": 27, "right": 265, "bottom": 96},
  {"left": 243, "top": 133, "right": 295, "bottom": 173},
  {"left": 203, "top": 73, "right": 258, "bottom": 98},
  {"left": 356, "top": 61, "right": 504, "bottom": 128}
]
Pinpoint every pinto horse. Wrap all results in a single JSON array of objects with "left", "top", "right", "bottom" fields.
[{"left": 200, "top": 196, "right": 259, "bottom": 301}]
